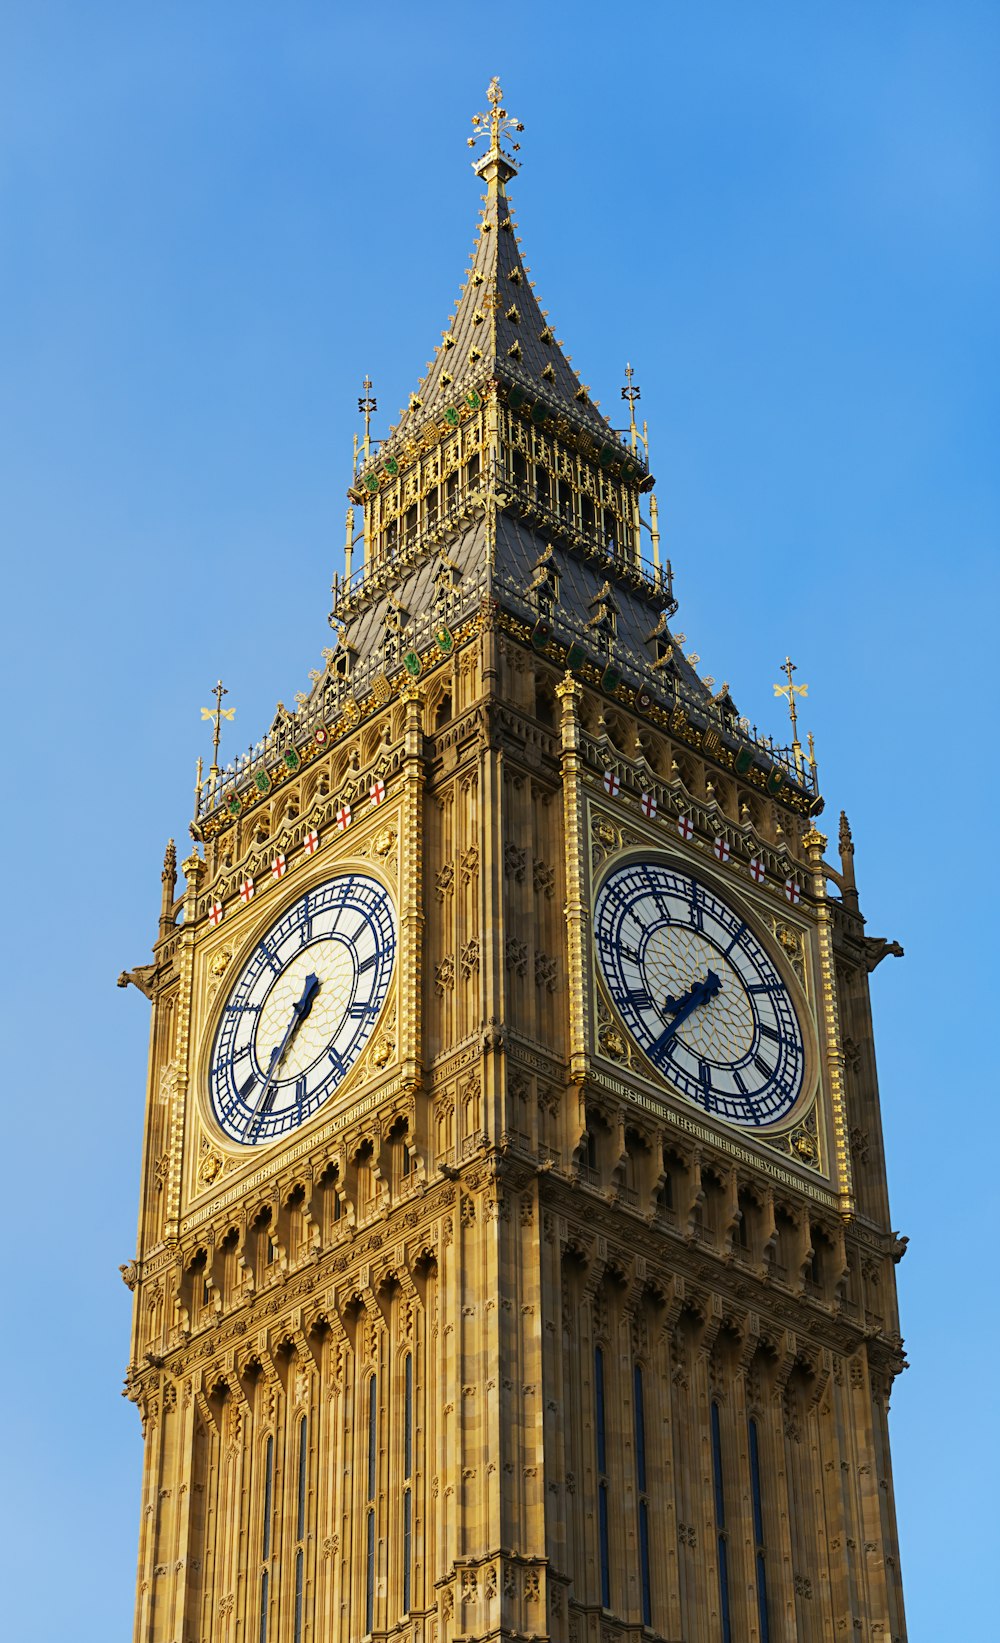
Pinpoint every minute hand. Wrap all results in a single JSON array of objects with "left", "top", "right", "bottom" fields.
[{"left": 647, "top": 969, "right": 722, "bottom": 1063}]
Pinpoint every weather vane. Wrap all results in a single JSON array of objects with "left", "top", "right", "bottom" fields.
[
  {"left": 201, "top": 679, "right": 235, "bottom": 786},
  {"left": 468, "top": 77, "right": 524, "bottom": 169},
  {"left": 773, "top": 656, "right": 808, "bottom": 779}
]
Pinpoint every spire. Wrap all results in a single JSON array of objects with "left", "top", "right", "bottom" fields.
[{"left": 379, "top": 77, "right": 613, "bottom": 455}]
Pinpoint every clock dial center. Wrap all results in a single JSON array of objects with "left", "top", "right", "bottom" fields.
[
  {"left": 254, "top": 939, "right": 356, "bottom": 1083},
  {"left": 643, "top": 925, "right": 756, "bottom": 1062}
]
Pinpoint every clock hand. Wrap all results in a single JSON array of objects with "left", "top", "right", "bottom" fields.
[
  {"left": 272, "top": 973, "right": 321, "bottom": 1073},
  {"left": 647, "top": 968, "right": 722, "bottom": 1063},
  {"left": 243, "top": 975, "right": 322, "bottom": 1138}
]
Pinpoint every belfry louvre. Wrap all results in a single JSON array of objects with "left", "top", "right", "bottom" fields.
[{"left": 123, "top": 77, "right": 908, "bottom": 1643}]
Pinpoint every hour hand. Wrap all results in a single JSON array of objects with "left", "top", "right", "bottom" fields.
[
  {"left": 648, "top": 969, "right": 722, "bottom": 1061},
  {"left": 292, "top": 972, "right": 321, "bottom": 1023},
  {"left": 663, "top": 969, "right": 721, "bottom": 1016}
]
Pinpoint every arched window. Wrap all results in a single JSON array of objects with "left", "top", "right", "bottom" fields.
[
  {"left": 595, "top": 1346, "right": 610, "bottom": 1609},
  {"left": 634, "top": 1364, "right": 651, "bottom": 1626},
  {"left": 366, "top": 1374, "right": 378, "bottom": 1635},
  {"left": 748, "top": 1417, "right": 771, "bottom": 1641},
  {"left": 710, "top": 1401, "right": 732, "bottom": 1643}
]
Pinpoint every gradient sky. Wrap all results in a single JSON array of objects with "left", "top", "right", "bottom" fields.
[{"left": 1, "top": 4, "right": 996, "bottom": 1636}]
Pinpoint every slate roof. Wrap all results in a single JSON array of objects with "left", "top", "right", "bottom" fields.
[{"left": 376, "top": 145, "right": 613, "bottom": 459}]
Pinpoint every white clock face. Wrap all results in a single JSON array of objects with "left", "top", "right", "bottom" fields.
[
  {"left": 594, "top": 860, "right": 806, "bottom": 1127},
  {"left": 209, "top": 875, "right": 396, "bottom": 1145}
]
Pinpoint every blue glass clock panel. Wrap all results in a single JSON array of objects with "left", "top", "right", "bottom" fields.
[
  {"left": 209, "top": 874, "right": 396, "bottom": 1145},
  {"left": 594, "top": 861, "right": 806, "bottom": 1128}
]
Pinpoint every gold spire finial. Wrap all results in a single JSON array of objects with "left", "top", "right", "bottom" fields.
[
  {"left": 468, "top": 77, "right": 524, "bottom": 180},
  {"left": 621, "top": 362, "right": 641, "bottom": 454},
  {"left": 357, "top": 375, "right": 377, "bottom": 466},
  {"left": 200, "top": 679, "right": 235, "bottom": 787},
  {"left": 773, "top": 657, "right": 808, "bottom": 778}
]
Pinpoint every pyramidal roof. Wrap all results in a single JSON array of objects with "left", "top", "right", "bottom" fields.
[{"left": 381, "top": 79, "right": 613, "bottom": 451}]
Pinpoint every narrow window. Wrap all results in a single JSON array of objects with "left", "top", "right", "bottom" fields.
[
  {"left": 404, "top": 1353, "right": 413, "bottom": 1479},
  {"left": 403, "top": 1352, "right": 413, "bottom": 1613},
  {"left": 292, "top": 1414, "right": 309, "bottom": 1642},
  {"left": 710, "top": 1401, "right": 732, "bottom": 1643},
  {"left": 366, "top": 1373, "right": 377, "bottom": 1634},
  {"left": 297, "top": 1415, "right": 308, "bottom": 1541},
  {"left": 749, "top": 1417, "right": 770, "bottom": 1642},
  {"left": 595, "top": 1346, "right": 610, "bottom": 1609},
  {"left": 258, "top": 1572, "right": 269, "bottom": 1643},
  {"left": 259, "top": 1434, "right": 274, "bottom": 1643},
  {"left": 293, "top": 1550, "right": 304, "bottom": 1643},
  {"left": 603, "top": 506, "right": 618, "bottom": 555},
  {"left": 366, "top": 1508, "right": 376, "bottom": 1635},
  {"left": 403, "top": 1488, "right": 412, "bottom": 1613},
  {"left": 634, "top": 1364, "right": 652, "bottom": 1626}
]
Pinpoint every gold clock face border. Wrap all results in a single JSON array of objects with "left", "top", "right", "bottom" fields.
[
  {"left": 589, "top": 844, "right": 821, "bottom": 1139},
  {"left": 195, "top": 857, "right": 400, "bottom": 1156}
]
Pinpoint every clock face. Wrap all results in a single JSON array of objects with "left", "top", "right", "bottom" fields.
[
  {"left": 209, "top": 874, "right": 396, "bottom": 1145},
  {"left": 594, "top": 860, "right": 806, "bottom": 1127}
]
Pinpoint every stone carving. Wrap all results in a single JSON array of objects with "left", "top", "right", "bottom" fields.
[
  {"left": 533, "top": 857, "right": 556, "bottom": 897},
  {"left": 504, "top": 842, "right": 527, "bottom": 881},
  {"left": 199, "top": 1151, "right": 223, "bottom": 1186}
]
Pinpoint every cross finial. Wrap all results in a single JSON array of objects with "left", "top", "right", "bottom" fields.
[
  {"left": 468, "top": 77, "right": 524, "bottom": 182},
  {"left": 200, "top": 679, "right": 235, "bottom": 786},
  {"left": 773, "top": 656, "right": 809, "bottom": 778}
]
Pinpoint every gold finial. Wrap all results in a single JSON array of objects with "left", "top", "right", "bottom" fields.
[
  {"left": 468, "top": 77, "right": 524, "bottom": 180},
  {"left": 357, "top": 376, "right": 377, "bottom": 466},
  {"left": 200, "top": 679, "right": 235, "bottom": 787},
  {"left": 621, "top": 362, "right": 641, "bottom": 454},
  {"left": 773, "top": 656, "right": 808, "bottom": 778}
]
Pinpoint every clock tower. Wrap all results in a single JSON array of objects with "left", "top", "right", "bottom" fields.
[{"left": 123, "top": 80, "right": 908, "bottom": 1643}]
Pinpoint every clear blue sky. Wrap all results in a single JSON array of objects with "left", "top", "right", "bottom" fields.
[{"left": 1, "top": 4, "right": 996, "bottom": 1635}]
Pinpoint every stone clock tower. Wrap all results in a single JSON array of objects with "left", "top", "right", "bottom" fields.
[{"left": 122, "top": 80, "right": 908, "bottom": 1643}]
